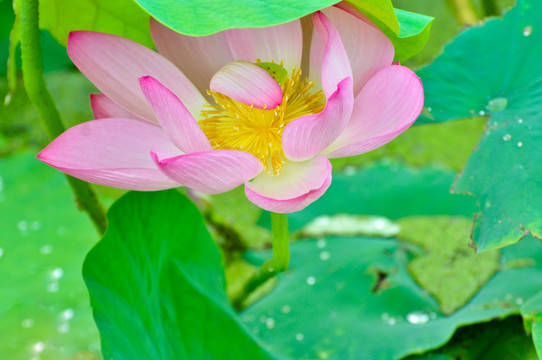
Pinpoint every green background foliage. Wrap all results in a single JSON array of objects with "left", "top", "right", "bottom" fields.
[{"left": 3, "top": 0, "right": 542, "bottom": 359}]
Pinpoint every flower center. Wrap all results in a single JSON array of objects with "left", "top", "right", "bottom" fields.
[{"left": 200, "top": 63, "right": 325, "bottom": 175}]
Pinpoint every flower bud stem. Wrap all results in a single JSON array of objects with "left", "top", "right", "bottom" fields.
[
  {"left": 20, "top": 0, "right": 107, "bottom": 235},
  {"left": 231, "top": 212, "right": 290, "bottom": 310}
]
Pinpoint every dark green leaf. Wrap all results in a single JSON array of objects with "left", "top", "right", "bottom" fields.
[
  {"left": 416, "top": 0, "right": 542, "bottom": 251},
  {"left": 83, "top": 190, "right": 277, "bottom": 360}
]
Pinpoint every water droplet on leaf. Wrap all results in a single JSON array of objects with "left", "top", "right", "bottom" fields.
[
  {"left": 265, "top": 317, "right": 275, "bottom": 329},
  {"left": 306, "top": 276, "right": 316, "bottom": 286},
  {"left": 33, "top": 342, "right": 45, "bottom": 353},
  {"left": 523, "top": 25, "right": 533, "bottom": 36},
  {"left": 51, "top": 268, "right": 64, "bottom": 279},
  {"left": 319, "top": 251, "right": 330, "bottom": 261},
  {"left": 316, "top": 239, "right": 327, "bottom": 249},
  {"left": 61, "top": 308, "right": 74, "bottom": 320},
  {"left": 40, "top": 244, "right": 53, "bottom": 254},
  {"left": 502, "top": 134, "right": 512, "bottom": 141},
  {"left": 21, "top": 318, "right": 35, "bottom": 328},
  {"left": 486, "top": 97, "right": 508, "bottom": 112},
  {"left": 406, "top": 311, "right": 430, "bottom": 325},
  {"left": 57, "top": 323, "right": 70, "bottom": 333}
]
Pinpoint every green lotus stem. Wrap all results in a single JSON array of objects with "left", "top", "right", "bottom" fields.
[
  {"left": 231, "top": 212, "right": 290, "bottom": 310},
  {"left": 7, "top": 2, "right": 20, "bottom": 98},
  {"left": 19, "top": 0, "right": 107, "bottom": 235},
  {"left": 448, "top": 0, "right": 478, "bottom": 24}
]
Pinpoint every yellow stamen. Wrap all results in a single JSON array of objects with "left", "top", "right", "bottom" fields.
[{"left": 200, "top": 68, "right": 325, "bottom": 175}]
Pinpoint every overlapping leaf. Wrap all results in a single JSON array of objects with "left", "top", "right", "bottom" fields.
[
  {"left": 242, "top": 233, "right": 542, "bottom": 359},
  {"left": 134, "top": 0, "right": 432, "bottom": 62},
  {"left": 416, "top": 0, "right": 542, "bottom": 251}
]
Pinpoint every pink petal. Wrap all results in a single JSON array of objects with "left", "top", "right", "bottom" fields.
[
  {"left": 281, "top": 11, "right": 355, "bottom": 162},
  {"left": 152, "top": 150, "right": 263, "bottom": 194},
  {"left": 311, "top": 11, "right": 353, "bottom": 98},
  {"left": 210, "top": 61, "right": 283, "bottom": 109},
  {"left": 245, "top": 155, "right": 332, "bottom": 213},
  {"left": 318, "top": 5, "right": 394, "bottom": 96},
  {"left": 282, "top": 77, "right": 353, "bottom": 161},
  {"left": 37, "top": 118, "right": 182, "bottom": 190},
  {"left": 150, "top": 18, "right": 234, "bottom": 98},
  {"left": 225, "top": 20, "right": 302, "bottom": 71},
  {"left": 68, "top": 31, "right": 206, "bottom": 122},
  {"left": 325, "top": 65, "right": 424, "bottom": 158},
  {"left": 90, "top": 93, "right": 149, "bottom": 122},
  {"left": 139, "top": 76, "right": 213, "bottom": 153}
]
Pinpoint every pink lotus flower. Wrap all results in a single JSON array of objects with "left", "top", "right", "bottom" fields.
[{"left": 38, "top": 5, "right": 423, "bottom": 213}]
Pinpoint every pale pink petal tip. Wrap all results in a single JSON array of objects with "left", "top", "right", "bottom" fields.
[
  {"left": 317, "top": 5, "right": 394, "bottom": 95},
  {"left": 313, "top": 11, "right": 352, "bottom": 98},
  {"left": 37, "top": 118, "right": 181, "bottom": 191},
  {"left": 152, "top": 149, "right": 263, "bottom": 195},
  {"left": 245, "top": 156, "right": 332, "bottom": 213},
  {"left": 139, "top": 76, "right": 212, "bottom": 153},
  {"left": 210, "top": 61, "right": 283, "bottom": 109},
  {"left": 67, "top": 31, "right": 205, "bottom": 121}
]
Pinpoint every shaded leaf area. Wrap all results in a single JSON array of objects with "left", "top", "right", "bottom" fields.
[
  {"left": 0, "top": 72, "right": 96, "bottom": 155},
  {"left": 134, "top": 0, "right": 431, "bottom": 62},
  {"left": 415, "top": 0, "right": 542, "bottom": 251},
  {"left": 0, "top": 1, "right": 72, "bottom": 76},
  {"left": 83, "top": 190, "right": 279, "bottom": 360},
  {"left": 38, "top": 0, "right": 153, "bottom": 47},
  {"left": 407, "top": 316, "right": 537, "bottom": 360},
  {"left": 0, "top": 153, "right": 100, "bottom": 360},
  {"left": 241, "top": 233, "right": 542, "bottom": 360},
  {"left": 398, "top": 216, "right": 500, "bottom": 315},
  {"left": 260, "top": 162, "right": 478, "bottom": 232}
]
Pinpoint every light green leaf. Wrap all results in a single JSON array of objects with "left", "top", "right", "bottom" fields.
[
  {"left": 0, "top": 152, "right": 100, "bottom": 360},
  {"left": 38, "top": 0, "right": 153, "bottom": 47},
  {"left": 83, "top": 190, "right": 277, "bottom": 360},
  {"left": 134, "top": 0, "right": 431, "bottom": 61},
  {"left": 416, "top": 0, "right": 542, "bottom": 251},
  {"left": 134, "top": 0, "right": 340, "bottom": 36}
]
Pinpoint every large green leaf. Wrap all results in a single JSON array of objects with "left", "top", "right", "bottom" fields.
[
  {"left": 134, "top": 0, "right": 431, "bottom": 62},
  {"left": 37, "top": 0, "right": 153, "bottom": 47},
  {"left": 0, "top": 153, "right": 100, "bottom": 360},
  {"left": 415, "top": 0, "right": 542, "bottom": 252},
  {"left": 83, "top": 190, "right": 277, "bottom": 360},
  {"left": 241, "top": 233, "right": 542, "bottom": 360}
]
